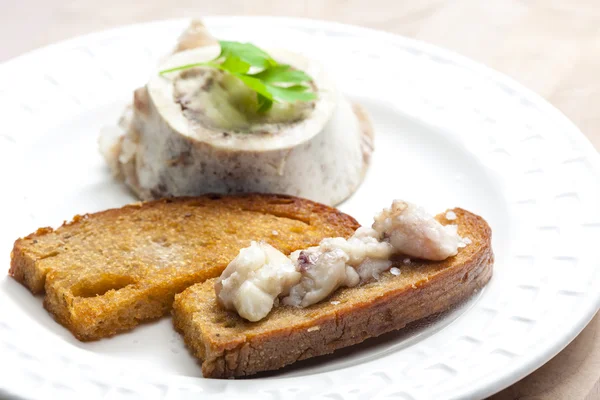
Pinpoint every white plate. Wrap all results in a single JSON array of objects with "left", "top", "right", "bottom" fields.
[{"left": 1, "top": 17, "right": 599, "bottom": 400}]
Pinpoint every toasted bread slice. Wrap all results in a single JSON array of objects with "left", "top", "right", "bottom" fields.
[
  {"left": 172, "top": 208, "right": 493, "bottom": 378},
  {"left": 9, "top": 194, "right": 359, "bottom": 341}
]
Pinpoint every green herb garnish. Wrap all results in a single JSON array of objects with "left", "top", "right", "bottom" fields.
[{"left": 160, "top": 41, "right": 316, "bottom": 112}]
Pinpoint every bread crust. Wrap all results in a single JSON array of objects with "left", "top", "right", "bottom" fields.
[
  {"left": 9, "top": 194, "right": 359, "bottom": 341},
  {"left": 172, "top": 208, "right": 493, "bottom": 378}
]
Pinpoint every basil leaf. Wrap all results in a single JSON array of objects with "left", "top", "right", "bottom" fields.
[
  {"left": 266, "top": 84, "right": 317, "bottom": 102},
  {"left": 220, "top": 56, "right": 251, "bottom": 74},
  {"left": 252, "top": 65, "right": 312, "bottom": 84},
  {"left": 161, "top": 40, "right": 316, "bottom": 113},
  {"left": 159, "top": 62, "right": 206, "bottom": 75},
  {"left": 233, "top": 74, "right": 274, "bottom": 101},
  {"left": 218, "top": 40, "right": 275, "bottom": 68},
  {"left": 257, "top": 94, "right": 273, "bottom": 113}
]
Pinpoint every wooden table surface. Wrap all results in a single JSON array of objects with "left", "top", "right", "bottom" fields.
[{"left": 2, "top": 1, "right": 599, "bottom": 398}]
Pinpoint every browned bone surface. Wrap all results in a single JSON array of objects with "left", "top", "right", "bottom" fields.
[
  {"left": 173, "top": 208, "right": 493, "bottom": 378},
  {"left": 9, "top": 194, "right": 359, "bottom": 341}
]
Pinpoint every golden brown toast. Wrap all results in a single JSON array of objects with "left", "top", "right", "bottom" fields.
[
  {"left": 172, "top": 208, "right": 493, "bottom": 378},
  {"left": 9, "top": 194, "right": 359, "bottom": 341}
]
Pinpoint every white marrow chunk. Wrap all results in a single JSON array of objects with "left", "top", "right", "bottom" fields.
[
  {"left": 214, "top": 241, "right": 301, "bottom": 322},
  {"left": 372, "top": 200, "right": 461, "bottom": 261},
  {"left": 318, "top": 227, "right": 394, "bottom": 266},
  {"left": 281, "top": 248, "right": 360, "bottom": 307},
  {"left": 355, "top": 258, "right": 393, "bottom": 281}
]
